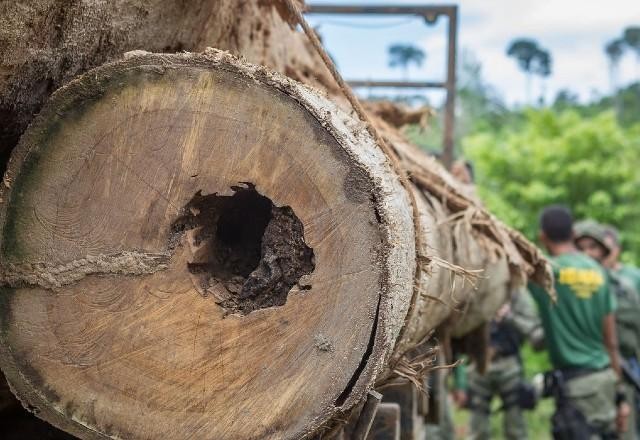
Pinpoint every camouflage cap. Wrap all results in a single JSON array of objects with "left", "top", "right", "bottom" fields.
[
  {"left": 602, "top": 224, "right": 621, "bottom": 248},
  {"left": 574, "top": 219, "right": 612, "bottom": 253}
]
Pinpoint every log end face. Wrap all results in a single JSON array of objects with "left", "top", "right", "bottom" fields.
[{"left": 0, "top": 51, "right": 416, "bottom": 440}]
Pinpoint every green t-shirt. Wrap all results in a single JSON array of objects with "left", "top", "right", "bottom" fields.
[{"left": 529, "top": 252, "right": 616, "bottom": 370}]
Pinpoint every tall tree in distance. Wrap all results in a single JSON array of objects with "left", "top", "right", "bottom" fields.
[
  {"left": 605, "top": 39, "right": 626, "bottom": 92},
  {"left": 623, "top": 27, "right": 640, "bottom": 57},
  {"left": 506, "top": 39, "right": 552, "bottom": 105},
  {"left": 532, "top": 48, "right": 552, "bottom": 105},
  {"left": 388, "top": 44, "right": 426, "bottom": 80},
  {"left": 623, "top": 26, "right": 640, "bottom": 76},
  {"left": 506, "top": 39, "right": 540, "bottom": 104}
]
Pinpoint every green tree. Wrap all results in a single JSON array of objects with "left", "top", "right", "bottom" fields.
[
  {"left": 605, "top": 38, "right": 626, "bottom": 92},
  {"left": 624, "top": 26, "right": 640, "bottom": 79},
  {"left": 455, "top": 50, "right": 514, "bottom": 135},
  {"left": 623, "top": 26, "right": 640, "bottom": 59},
  {"left": 404, "top": 49, "right": 515, "bottom": 154},
  {"left": 506, "top": 39, "right": 552, "bottom": 104},
  {"left": 388, "top": 43, "right": 426, "bottom": 80},
  {"left": 553, "top": 89, "right": 579, "bottom": 111},
  {"left": 532, "top": 48, "right": 552, "bottom": 105},
  {"left": 506, "top": 39, "right": 539, "bottom": 103},
  {"left": 576, "top": 81, "right": 640, "bottom": 127},
  {"left": 463, "top": 109, "right": 640, "bottom": 263}
]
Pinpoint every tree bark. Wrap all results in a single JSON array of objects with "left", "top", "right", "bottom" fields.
[
  {"left": 0, "top": 1, "right": 553, "bottom": 439},
  {"left": 0, "top": 0, "right": 328, "bottom": 169}
]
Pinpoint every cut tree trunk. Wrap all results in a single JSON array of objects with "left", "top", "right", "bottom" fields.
[
  {"left": 0, "top": 1, "right": 554, "bottom": 439},
  {"left": 0, "top": 0, "right": 325, "bottom": 169},
  {"left": 0, "top": 51, "right": 416, "bottom": 440}
]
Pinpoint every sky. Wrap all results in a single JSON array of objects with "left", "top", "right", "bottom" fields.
[{"left": 306, "top": 0, "right": 640, "bottom": 106}]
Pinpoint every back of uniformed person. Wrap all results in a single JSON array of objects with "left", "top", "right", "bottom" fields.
[
  {"left": 604, "top": 225, "right": 640, "bottom": 435},
  {"left": 529, "top": 206, "right": 627, "bottom": 439},
  {"left": 461, "top": 290, "right": 542, "bottom": 440},
  {"left": 576, "top": 221, "right": 640, "bottom": 440}
]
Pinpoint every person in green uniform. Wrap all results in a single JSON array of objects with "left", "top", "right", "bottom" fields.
[
  {"left": 452, "top": 289, "right": 543, "bottom": 440},
  {"left": 602, "top": 225, "right": 640, "bottom": 294},
  {"left": 604, "top": 225, "right": 640, "bottom": 434},
  {"left": 604, "top": 225, "right": 640, "bottom": 386},
  {"left": 528, "top": 206, "right": 629, "bottom": 439},
  {"left": 576, "top": 221, "right": 640, "bottom": 440}
]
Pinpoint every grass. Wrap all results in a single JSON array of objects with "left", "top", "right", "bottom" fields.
[{"left": 452, "top": 398, "right": 554, "bottom": 439}]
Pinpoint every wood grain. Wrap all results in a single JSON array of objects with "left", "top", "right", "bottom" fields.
[{"left": 0, "top": 53, "right": 415, "bottom": 440}]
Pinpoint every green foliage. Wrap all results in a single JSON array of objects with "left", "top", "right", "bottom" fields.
[
  {"left": 574, "top": 82, "right": 640, "bottom": 128},
  {"left": 452, "top": 395, "right": 554, "bottom": 439},
  {"left": 521, "top": 344, "right": 551, "bottom": 379},
  {"left": 605, "top": 38, "right": 626, "bottom": 65},
  {"left": 506, "top": 39, "right": 540, "bottom": 72},
  {"left": 623, "top": 26, "right": 640, "bottom": 56},
  {"left": 463, "top": 109, "right": 640, "bottom": 264},
  {"left": 404, "top": 50, "right": 522, "bottom": 155},
  {"left": 506, "top": 38, "right": 553, "bottom": 102}
]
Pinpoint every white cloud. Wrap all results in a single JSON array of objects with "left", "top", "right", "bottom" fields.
[
  {"left": 309, "top": 0, "right": 640, "bottom": 104},
  {"left": 457, "top": 0, "right": 640, "bottom": 103}
]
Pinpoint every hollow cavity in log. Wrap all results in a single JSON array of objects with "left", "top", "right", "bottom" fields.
[{"left": 173, "top": 183, "right": 315, "bottom": 315}]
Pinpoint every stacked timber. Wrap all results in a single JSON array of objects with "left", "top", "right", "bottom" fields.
[{"left": 0, "top": 1, "right": 551, "bottom": 439}]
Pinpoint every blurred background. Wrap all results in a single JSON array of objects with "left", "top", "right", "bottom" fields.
[
  {"left": 307, "top": 2, "right": 640, "bottom": 437},
  {"left": 308, "top": 0, "right": 640, "bottom": 263}
]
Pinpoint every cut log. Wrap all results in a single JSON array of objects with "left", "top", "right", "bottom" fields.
[
  {"left": 0, "top": 1, "right": 555, "bottom": 438},
  {"left": 0, "top": 0, "right": 327, "bottom": 167},
  {"left": 0, "top": 51, "right": 415, "bottom": 440}
]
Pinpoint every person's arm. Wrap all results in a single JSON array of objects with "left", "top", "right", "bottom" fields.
[
  {"left": 509, "top": 289, "right": 544, "bottom": 340},
  {"left": 518, "top": 287, "right": 546, "bottom": 350},
  {"left": 603, "top": 313, "right": 622, "bottom": 379}
]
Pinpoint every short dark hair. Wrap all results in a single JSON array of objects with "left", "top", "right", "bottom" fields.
[{"left": 540, "top": 205, "right": 573, "bottom": 242}]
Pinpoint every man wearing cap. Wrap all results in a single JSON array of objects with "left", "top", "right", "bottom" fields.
[
  {"left": 529, "top": 206, "right": 628, "bottom": 439},
  {"left": 602, "top": 225, "right": 640, "bottom": 297},
  {"left": 576, "top": 220, "right": 640, "bottom": 440}
]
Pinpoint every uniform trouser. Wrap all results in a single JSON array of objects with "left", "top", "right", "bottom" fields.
[
  {"left": 563, "top": 367, "right": 618, "bottom": 439},
  {"left": 467, "top": 355, "right": 527, "bottom": 440}
]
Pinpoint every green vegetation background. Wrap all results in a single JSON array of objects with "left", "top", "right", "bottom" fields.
[
  {"left": 406, "top": 51, "right": 640, "bottom": 265},
  {"left": 403, "top": 51, "right": 640, "bottom": 438}
]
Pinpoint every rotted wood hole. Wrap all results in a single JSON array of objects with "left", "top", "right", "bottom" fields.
[{"left": 172, "top": 183, "right": 315, "bottom": 316}]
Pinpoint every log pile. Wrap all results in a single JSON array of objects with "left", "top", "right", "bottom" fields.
[{"left": 0, "top": 1, "right": 551, "bottom": 439}]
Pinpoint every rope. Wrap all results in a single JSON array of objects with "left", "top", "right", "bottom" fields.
[{"left": 280, "top": 0, "right": 427, "bottom": 351}]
